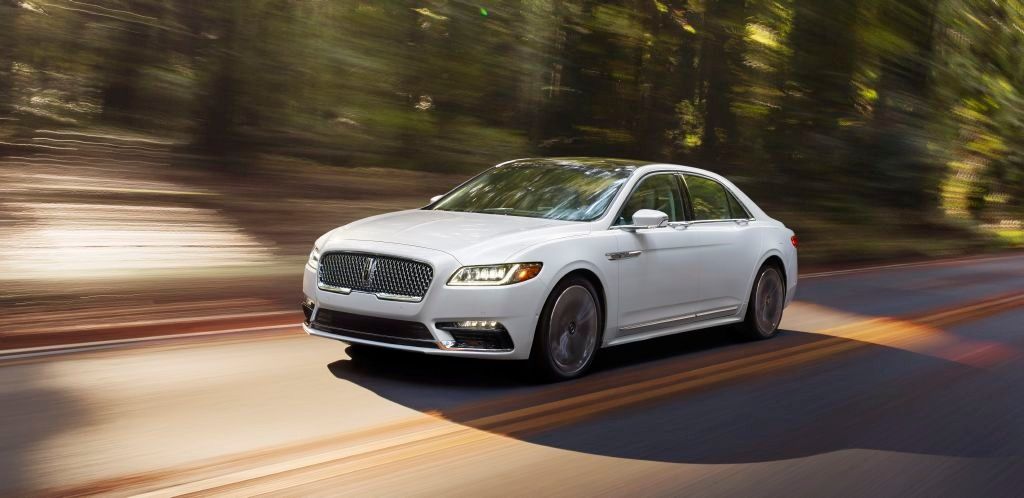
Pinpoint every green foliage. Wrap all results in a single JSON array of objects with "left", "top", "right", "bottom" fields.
[{"left": 0, "top": 0, "right": 1021, "bottom": 228}]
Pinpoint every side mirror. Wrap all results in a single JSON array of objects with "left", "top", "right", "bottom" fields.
[
  {"left": 616, "top": 209, "right": 669, "bottom": 231},
  {"left": 430, "top": 195, "right": 444, "bottom": 204},
  {"left": 632, "top": 209, "right": 669, "bottom": 228}
]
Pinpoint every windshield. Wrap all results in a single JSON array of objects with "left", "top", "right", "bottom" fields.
[{"left": 429, "top": 162, "right": 634, "bottom": 221}]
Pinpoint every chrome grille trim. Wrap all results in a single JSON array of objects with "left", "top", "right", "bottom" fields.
[{"left": 317, "top": 252, "right": 434, "bottom": 301}]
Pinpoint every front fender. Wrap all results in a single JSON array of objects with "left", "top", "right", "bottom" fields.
[{"left": 511, "top": 230, "right": 621, "bottom": 349}]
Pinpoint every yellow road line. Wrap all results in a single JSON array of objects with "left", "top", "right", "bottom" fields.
[
  {"left": 59, "top": 291, "right": 1024, "bottom": 497},
  {"left": 181, "top": 320, "right": 972, "bottom": 497}
]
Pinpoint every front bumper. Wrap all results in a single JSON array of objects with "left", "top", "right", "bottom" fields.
[{"left": 301, "top": 246, "right": 547, "bottom": 360}]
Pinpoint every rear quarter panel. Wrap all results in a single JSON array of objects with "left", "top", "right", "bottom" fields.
[{"left": 748, "top": 225, "right": 798, "bottom": 311}]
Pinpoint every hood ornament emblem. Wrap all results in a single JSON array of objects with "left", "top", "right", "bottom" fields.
[{"left": 361, "top": 257, "right": 377, "bottom": 284}]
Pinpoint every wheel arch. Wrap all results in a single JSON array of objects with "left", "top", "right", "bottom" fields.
[
  {"left": 762, "top": 254, "right": 787, "bottom": 285},
  {"left": 527, "top": 263, "right": 609, "bottom": 379},
  {"left": 739, "top": 249, "right": 789, "bottom": 316},
  {"left": 541, "top": 261, "right": 612, "bottom": 346}
]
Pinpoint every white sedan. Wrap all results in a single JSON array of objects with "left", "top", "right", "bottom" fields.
[{"left": 302, "top": 158, "right": 798, "bottom": 380}]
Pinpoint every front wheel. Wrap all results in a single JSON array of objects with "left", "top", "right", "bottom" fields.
[
  {"left": 738, "top": 265, "right": 786, "bottom": 339},
  {"left": 529, "top": 277, "right": 603, "bottom": 381}
]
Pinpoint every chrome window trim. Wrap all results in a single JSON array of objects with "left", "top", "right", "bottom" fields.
[
  {"left": 608, "top": 170, "right": 687, "bottom": 229},
  {"left": 680, "top": 173, "right": 756, "bottom": 222},
  {"left": 666, "top": 218, "right": 754, "bottom": 227}
]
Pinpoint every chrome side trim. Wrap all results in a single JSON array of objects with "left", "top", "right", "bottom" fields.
[
  {"left": 621, "top": 312, "right": 697, "bottom": 332},
  {"left": 438, "top": 341, "right": 513, "bottom": 353},
  {"left": 620, "top": 305, "right": 740, "bottom": 334},
  {"left": 606, "top": 250, "right": 643, "bottom": 261},
  {"left": 306, "top": 327, "right": 438, "bottom": 348},
  {"left": 375, "top": 293, "right": 423, "bottom": 302},
  {"left": 317, "top": 283, "right": 352, "bottom": 294},
  {"left": 316, "top": 285, "right": 424, "bottom": 303},
  {"left": 695, "top": 306, "right": 740, "bottom": 319}
]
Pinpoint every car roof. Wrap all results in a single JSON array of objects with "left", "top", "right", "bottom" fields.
[
  {"left": 500, "top": 157, "right": 717, "bottom": 177},
  {"left": 489, "top": 157, "right": 770, "bottom": 222},
  {"left": 499, "top": 157, "right": 643, "bottom": 172}
]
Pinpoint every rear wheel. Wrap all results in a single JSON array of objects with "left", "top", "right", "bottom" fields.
[
  {"left": 529, "top": 276, "right": 602, "bottom": 381},
  {"left": 738, "top": 264, "right": 785, "bottom": 339}
]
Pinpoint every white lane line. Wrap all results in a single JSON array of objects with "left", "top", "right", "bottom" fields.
[
  {"left": 0, "top": 323, "right": 303, "bottom": 361},
  {"left": 801, "top": 253, "right": 1024, "bottom": 279},
  {"left": 6, "top": 310, "right": 295, "bottom": 336}
]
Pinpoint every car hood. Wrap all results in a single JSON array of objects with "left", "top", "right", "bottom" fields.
[{"left": 322, "top": 209, "right": 592, "bottom": 264}]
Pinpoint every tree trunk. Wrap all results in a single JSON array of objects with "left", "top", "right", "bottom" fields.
[
  {"left": 869, "top": 0, "right": 941, "bottom": 209},
  {"left": 0, "top": 3, "right": 18, "bottom": 115},
  {"left": 696, "top": 0, "right": 744, "bottom": 163}
]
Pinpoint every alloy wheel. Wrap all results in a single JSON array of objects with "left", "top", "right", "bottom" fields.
[
  {"left": 754, "top": 267, "right": 785, "bottom": 335},
  {"left": 547, "top": 284, "right": 599, "bottom": 377}
]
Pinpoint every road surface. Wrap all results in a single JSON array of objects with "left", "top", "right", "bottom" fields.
[{"left": 2, "top": 254, "right": 1024, "bottom": 496}]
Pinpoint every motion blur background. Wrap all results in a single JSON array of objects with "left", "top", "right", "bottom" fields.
[{"left": 1, "top": 0, "right": 1022, "bottom": 345}]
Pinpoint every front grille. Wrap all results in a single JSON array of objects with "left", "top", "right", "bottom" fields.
[
  {"left": 318, "top": 252, "right": 433, "bottom": 300},
  {"left": 312, "top": 307, "right": 437, "bottom": 348}
]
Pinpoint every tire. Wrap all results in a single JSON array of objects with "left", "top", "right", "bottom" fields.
[
  {"left": 529, "top": 276, "right": 603, "bottom": 381},
  {"left": 738, "top": 264, "right": 786, "bottom": 340}
]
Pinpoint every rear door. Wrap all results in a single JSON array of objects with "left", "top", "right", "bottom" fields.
[{"left": 680, "top": 174, "right": 762, "bottom": 314}]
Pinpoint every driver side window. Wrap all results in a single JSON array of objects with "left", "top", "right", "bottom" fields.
[{"left": 616, "top": 174, "right": 684, "bottom": 225}]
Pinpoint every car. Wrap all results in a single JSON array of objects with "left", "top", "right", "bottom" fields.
[{"left": 302, "top": 157, "right": 798, "bottom": 380}]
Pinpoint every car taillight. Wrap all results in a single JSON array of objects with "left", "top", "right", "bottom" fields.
[{"left": 791, "top": 235, "right": 799, "bottom": 248}]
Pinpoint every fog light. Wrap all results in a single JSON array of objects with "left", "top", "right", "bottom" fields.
[
  {"left": 302, "top": 298, "right": 315, "bottom": 324},
  {"left": 436, "top": 320, "right": 513, "bottom": 351},
  {"left": 455, "top": 320, "right": 499, "bottom": 329}
]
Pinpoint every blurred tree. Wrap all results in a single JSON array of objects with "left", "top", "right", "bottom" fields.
[
  {"left": 97, "top": 0, "right": 163, "bottom": 125},
  {"left": 192, "top": 1, "right": 243, "bottom": 156},
  {"left": 0, "top": 2, "right": 15, "bottom": 116},
  {"left": 0, "top": 0, "right": 1021, "bottom": 227},
  {"left": 936, "top": 0, "right": 1024, "bottom": 219},
  {"left": 767, "top": 0, "right": 860, "bottom": 198},
  {"left": 695, "top": 0, "right": 744, "bottom": 161},
  {"left": 865, "top": 0, "right": 942, "bottom": 210},
  {"left": 629, "top": 0, "right": 693, "bottom": 160}
]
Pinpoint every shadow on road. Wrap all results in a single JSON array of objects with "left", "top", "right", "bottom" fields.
[
  {"left": 0, "top": 365, "right": 88, "bottom": 495},
  {"left": 328, "top": 326, "right": 1024, "bottom": 464}
]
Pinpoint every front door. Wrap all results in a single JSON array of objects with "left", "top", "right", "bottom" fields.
[{"left": 613, "top": 173, "right": 702, "bottom": 336}]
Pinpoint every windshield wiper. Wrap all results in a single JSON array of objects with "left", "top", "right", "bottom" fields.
[{"left": 482, "top": 207, "right": 515, "bottom": 214}]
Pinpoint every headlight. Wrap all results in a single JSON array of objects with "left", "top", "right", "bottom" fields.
[
  {"left": 447, "top": 263, "right": 542, "bottom": 286},
  {"left": 307, "top": 247, "right": 320, "bottom": 269}
]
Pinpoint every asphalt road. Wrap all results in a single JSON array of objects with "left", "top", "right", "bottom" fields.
[{"left": 2, "top": 254, "right": 1024, "bottom": 497}]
